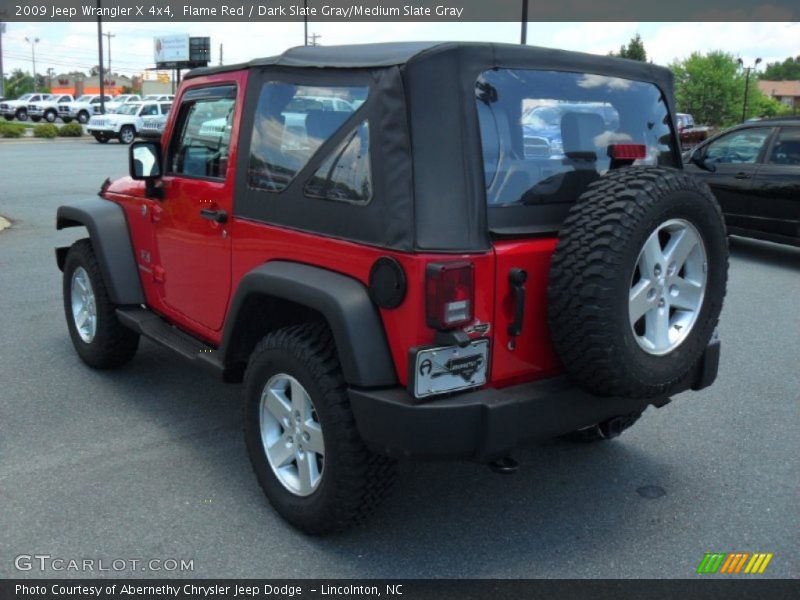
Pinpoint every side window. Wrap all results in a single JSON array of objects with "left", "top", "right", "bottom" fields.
[
  {"left": 768, "top": 128, "right": 800, "bottom": 166},
  {"left": 169, "top": 90, "right": 236, "bottom": 180},
  {"left": 160, "top": 103, "right": 172, "bottom": 115},
  {"left": 304, "top": 120, "right": 371, "bottom": 204},
  {"left": 142, "top": 104, "right": 159, "bottom": 116},
  {"left": 90, "top": 98, "right": 100, "bottom": 104},
  {"left": 248, "top": 83, "right": 368, "bottom": 192},
  {"left": 705, "top": 128, "right": 772, "bottom": 164},
  {"left": 59, "top": 96, "right": 70, "bottom": 103}
]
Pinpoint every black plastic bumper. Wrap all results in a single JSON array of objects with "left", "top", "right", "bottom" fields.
[{"left": 349, "top": 338, "right": 720, "bottom": 462}]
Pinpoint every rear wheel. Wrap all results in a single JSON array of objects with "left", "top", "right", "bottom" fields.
[
  {"left": 62, "top": 240, "right": 139, "bottom": 369},
  {"left": 548, "top": 167, "right": 728, "bottom": 398},
  {"left": 93, "top": 133, "right": 110, "bottom": 144},
  {"left": 244, "top": 323, "right": 396, "bottom": 534},
  {"left": 3, "top": 115, "right": 13, "bottom": 121},
  {"left": 31, "top": 116, "right": 42, "bottom": 122},
  {"left": 45, "top": 110, "right": 57, "bottom": 123},
  {"left": 61, "top": 117, "right": 73, "bottom": 124},
  {"left": 118, "top": 125, "right": 135, "bottom": 144},
  {"left": 15, "top": 109, "right": 28, "bottom": 122},
  {"left": 77, "top": 111, "right": 90, "bottom": 124}
]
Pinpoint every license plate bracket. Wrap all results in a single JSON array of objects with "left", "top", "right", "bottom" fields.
[{"left": 409, "top": 339, "right": 489, "bottom": 399}]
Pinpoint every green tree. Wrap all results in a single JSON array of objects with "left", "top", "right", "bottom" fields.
[
  {"left": 760, "top": 56, "right": 800, "bottom": 81},
  {"left": 616, "top": 34, "right": 648, "bottom": 62},
  {"left": 3, "top": 70, "right": 35, "bottom": 98}
]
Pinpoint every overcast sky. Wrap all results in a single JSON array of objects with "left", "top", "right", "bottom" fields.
[{"left": 2, "top": 22, "right": 799, "bottom": 79}]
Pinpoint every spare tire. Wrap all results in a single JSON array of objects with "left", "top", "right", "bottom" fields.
[{"left": 548, "top": 167, "right": 728, "bottom": 399}]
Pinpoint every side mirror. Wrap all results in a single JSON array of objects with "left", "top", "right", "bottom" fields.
[
  {"left": 130, "top": 141, "right": 164, "bottom": 199},
  {"left": 690, "top": 150, "right": 717, "bottom": 172}
]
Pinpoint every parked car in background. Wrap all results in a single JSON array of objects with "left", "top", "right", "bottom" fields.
[
  {"left": 59, "top": 95, "right": 113, "bottom": 124},
  {"left": 142, "top": 94, "right": 175, "bottom": 102},
  {"left": 521, "top": 101, "right": 619, "bottom": 158},
  {"left": 28, "top": 94, "right": 74, "bottom": 123},
  {"left": 684, "top": 117, "right": 800, "bottom": 247},
  {"left": 676, "top": 113, "right": 711, "bottom": 150},
  {"left": 138, "top": 113, "right": 169, "bottom": 139},
  {"left": 96, "top": 94, "right": 142, "bottom": 114},
  {"left": 87, "top": 101, "right": 172, "bottom": 144},
  {"left": 1, "top": 93, "right": 50, "bottom": 121}
]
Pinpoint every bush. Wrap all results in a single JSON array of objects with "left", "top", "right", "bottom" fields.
[
  {"left": 33, "top": 123, "right": 59, "bottom": 138},
  {"left": 0, "top": 122, "right": 25, "bottom": 138},
  {"left": 58, "top": 122, "right": 84, "bottom": 137}
]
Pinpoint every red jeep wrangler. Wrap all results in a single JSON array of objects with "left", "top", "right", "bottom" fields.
[{"left": 56, "top": 42, "right": 728, "bottom": 534}]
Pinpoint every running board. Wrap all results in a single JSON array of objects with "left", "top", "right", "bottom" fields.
[{"left": 116, "top": 307, "right": 224, "bottom": 374}]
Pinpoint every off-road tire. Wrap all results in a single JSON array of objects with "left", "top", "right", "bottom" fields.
[
  {"left": 244, "top": 323, "right": 396, "bottom": 534},
  {"left": 548, "top": 167, "right": 728, "bottom": 398},
  {"left": 562, "top": 411, "right": 642, "bottom": 443},
  {"left": 62, "top": 239, "right": 139, "bottom": 369}
]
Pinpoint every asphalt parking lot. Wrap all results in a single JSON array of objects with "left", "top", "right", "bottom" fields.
[{"left": 0, "top": 140, "right": 798, "bottom": 579}]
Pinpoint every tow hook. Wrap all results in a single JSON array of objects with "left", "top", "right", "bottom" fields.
[{"left": 489, "top": 456, "right": 519, "bottom": 474}]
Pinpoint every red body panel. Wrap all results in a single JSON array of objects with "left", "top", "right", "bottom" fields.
[{"left": 105, "top": 69, "right": 563, "bottom": 390}]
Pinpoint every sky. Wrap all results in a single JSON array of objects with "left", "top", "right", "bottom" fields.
[{"left": 2, "top": 22, "right": 799, "bottom": 80}]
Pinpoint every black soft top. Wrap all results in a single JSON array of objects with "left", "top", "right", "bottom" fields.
[
  {"left": 194, "top": 42, "right": 679, "bottom": 253},
  {"left": 185, "top": 41, "right": 674, "bottom": 90}
]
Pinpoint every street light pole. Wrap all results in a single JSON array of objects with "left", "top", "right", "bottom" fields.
[
  {"left": 0, "top": 21, "right": 6, "bottom": 98},
  {"left": 520, "top": 0, "right": 528, "bottom": 45},
  {"left": 25, "top": 36, "right": 39, "bottom": 92},
  {"left": 304, "top": 0, "right": 308, "bottom": 46},
  {"left": 104, "top": 31, "right": 115, "bottom": 83},
  {"left": 97, "top": 0, "right": 105, "bottom": 113},
  {"left": 738, "top": 57, "right": 762, "bottom": 123}
]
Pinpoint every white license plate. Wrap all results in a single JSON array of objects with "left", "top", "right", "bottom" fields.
[{"left": 413, "top": 339, "right": 489, "bottom": 399}]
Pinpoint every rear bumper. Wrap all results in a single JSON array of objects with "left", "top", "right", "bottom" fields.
[{"left": 349, "top": 338, "right": 720, "bottom": 462}]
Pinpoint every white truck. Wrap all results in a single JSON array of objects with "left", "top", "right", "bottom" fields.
[
  {"left": 28, "top": 94, "right": 74, "bottom": 123},
  {"left": 58, "top": 95, "right": 113, "bottom": 124},
  {"left": 95, "top": 94, "right": 142, "bottom": 115},
  {"left": 86, "top": 101, "right": 172, "bottom": 144},
  {"left": 1, "top": 93, "right": 51, "bottom": 121}
]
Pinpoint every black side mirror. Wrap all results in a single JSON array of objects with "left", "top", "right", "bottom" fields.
[
  {"left": 690, "top": 151, "right": 717, "bottom": 172},
  {"left": 129, "top": 141, "right": 164, "bottom": 198}
]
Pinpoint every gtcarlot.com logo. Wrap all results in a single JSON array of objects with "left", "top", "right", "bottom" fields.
[
  {"left": 697, "top": 552, "right": 773, "bottom": 575},
  {"left": 14, "top": 554, "right": 194, "bottom": 573}
]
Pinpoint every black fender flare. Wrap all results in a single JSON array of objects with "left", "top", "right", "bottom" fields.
[
  {"left": 56, "top": 198, "right": 144, "bottom": 305},
  {"left": 220, "top": 261, "right": 397, "bottom": 388}
]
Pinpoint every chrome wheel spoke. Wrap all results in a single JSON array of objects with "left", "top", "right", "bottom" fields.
[
  {"left": 263, "top": 387, "right": 292, "bottom": 423},
  {"left": 639, "top": 232, "right": 665, "bottom": 276},
  {"left": 629, "top": 278, "right": 654, "bottom": 325},
  {"left": 268, "top": 434, "right": 295, "bottom": 468},
  {"left": 645, "top": 306, "right": 671, "bottom": 350},
  {"left": 296, "top": 452, "right": 318, "bottom": 495},
  {"left": 664, "top": 227, "right": 699, "bottom": 272},
  {"left": 304, "top": 422, "right": 325, "bottom": 455},
  {"left": 670, "top": 277, "right": 703, "bottom": 310},
  {"left": 70, "top": 267, "right": 97, "bottom": 343}
]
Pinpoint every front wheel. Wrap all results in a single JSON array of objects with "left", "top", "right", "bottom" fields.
[
  {"left": 77, "top": 111, "right": 89, "bottom": 124},
  {"left": 93, "top": 133, "right": 110, "bottom": 144},
  {"left": 61, "top": 117, "right": 73, "bottom": 124},
  {"left": 3, "top": 115, "right": 13, "bottom": 121},
  {"left": 118, "top": 125, "right": 135, "bottom": 144},
  {"left": 16, "top": 109, "right": 28, "bottom": 122},
  {"left": 45, "top": 110, "right": 57, "bottom": 123},
  {"left": 62, "top": 239, "right": 139, "bottom": 369},
  {"left": 244, "top": 324, "right": 396, "bottom": 534}
]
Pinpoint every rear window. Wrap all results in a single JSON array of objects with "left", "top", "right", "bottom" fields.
[{"left": 476, "top": 69, "right": 677, "bottom": 209}]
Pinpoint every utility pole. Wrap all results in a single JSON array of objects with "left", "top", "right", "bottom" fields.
[
  {"left": 308, "top": 33, "right": 321, "bottom": 46},
  {"left": 97, "top": 0, "right": 105, "bottom": 112},
  {"left": 520, "top": 0, "right": 528, "bottom": 45},
  {"left": 304, "top": 0, "right": 308, "bottom": 46},
  {"left": 0, "top": 21, "right": 6, "bottom": 98},
  {"left": 104, "top": 31, "right": 115, "bottom": 84},
  {"left": 47, "top": 67, "right": 54, "bottom": 90},
  {"left": 25, "top": 36, "right": 39, "bottom": 91},
  {"left": 219, "top": 43, "right": 223, "bottom": 66},
  {"left": 738, "top": 57, "right": 762, "bottom": 123}
]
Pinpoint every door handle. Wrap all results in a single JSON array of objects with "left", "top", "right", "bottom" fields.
[
  {"left": 199, "top": 208, "right": 228, "bottom": 223},
  {"left": 734, "top": 172, "right": 751, "bottom": 180},
  {"left": 507, "top": 268, "right": 528, "bottom": 337}
]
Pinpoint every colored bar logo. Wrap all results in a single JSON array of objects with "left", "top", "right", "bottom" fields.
[{"left": 697, "top": 552, "right": 773, "bottom": 574}]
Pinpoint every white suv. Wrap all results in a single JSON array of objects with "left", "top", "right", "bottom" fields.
[{"left": 87, "top": 101, "right": 172, "bottom": 144}]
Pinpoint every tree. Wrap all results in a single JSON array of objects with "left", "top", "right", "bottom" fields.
[
  {"left": 3, "top": 70, "right": 34, "bottom": 98},
  {"left": 615, "top": 34, "right": 648, "bottom": 62},
  {"left": 760, "top": 56, "right": 800, "bottom": 81}
]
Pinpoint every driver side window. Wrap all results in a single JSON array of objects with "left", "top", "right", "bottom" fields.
[
  {"left": 704, "top": 128, "right": 772, "bottom": 164},
  {"left": 169, "top": 89, "right": 236, "bottom": 180}
]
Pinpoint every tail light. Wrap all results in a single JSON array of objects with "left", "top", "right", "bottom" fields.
[
  {"left": 608, "top": 143, "right": 647, "bottom": 160},
  {"left": 425, "top": 262, "right": 474, "bottom": 329}
]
